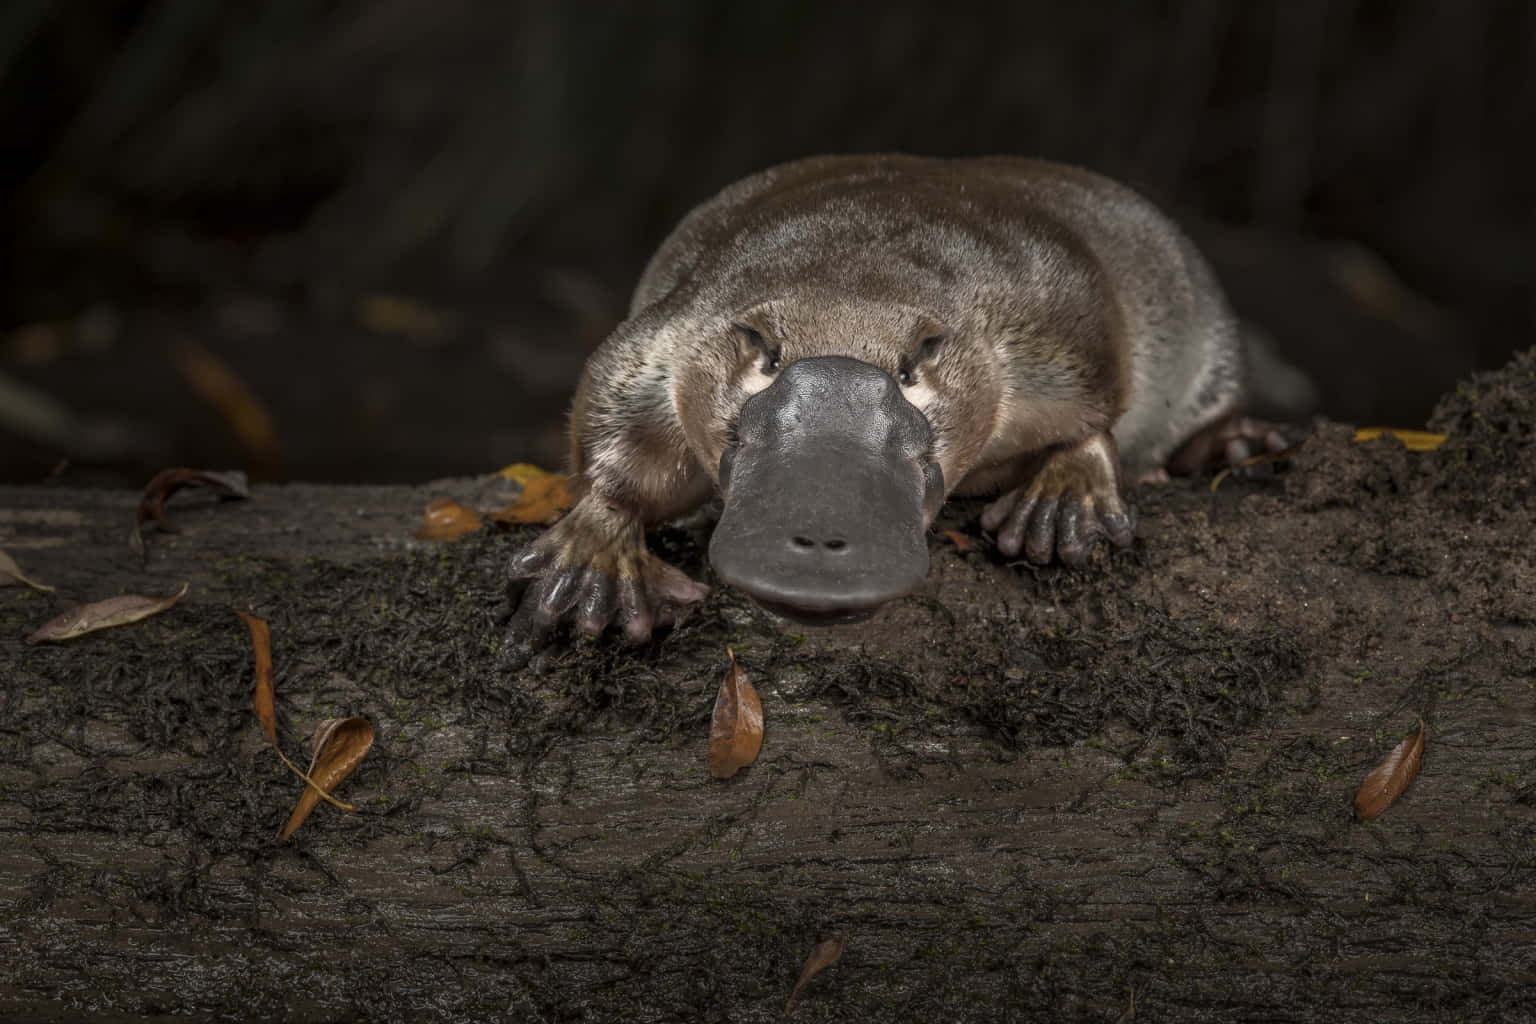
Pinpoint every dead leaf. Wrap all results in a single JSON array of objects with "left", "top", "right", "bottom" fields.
[
  {"left": 498, "top": 462, "right": 553, "bottom": 484},
  {"left": 357, "top": 294, "right": 442, "bottom": 337},
  {"left": 785, "top": 932, "right": 845, "bottom": 1014},
  {"left": 237, "top": 610, "right": 277, "bottom": 745},
  {"left": 1114, "top": 986, "right": 1136, "bottom": 1024},
  {"left": 941, "top": 529, "right": 979, "bottom": 553},
  {"left": 1352, "top": 427, "right": 1447, "bottom": 451},
  {"left": 279, "top": 716, "right": 374, "bottom": 841},
  {"left": 5, "top": 321, "right": 65, "bottom": 364},
  {"left": 236, "top": 611, "right": 359, "bottom": 829},
  {"left": 1354, "top": 721, "right": 1426, "bottom": 820},
  {"left": 0, "top": 548, "right": 54, "bottom": 592},
  {"left": 131, "top": 467, "right": 250, "bottom": 560},
  {"left": 708, "top": 648, "right": 764, "bottom": 779},
  {"left": 414, "top": 496, "right": 484, "bottom": 541},
  {"left": 489, "top": 470, "right": 573, "bottom": 526},
  {"left": 171, "top": 342, "right": 280, "bottom": 471},
  {"left": 26, "top": 582, "right": 189, "bottom": 643}
]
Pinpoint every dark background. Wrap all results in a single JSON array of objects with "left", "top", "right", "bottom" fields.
[{"left": 2, "top": 0, "right": 1531, "bottom": 486}]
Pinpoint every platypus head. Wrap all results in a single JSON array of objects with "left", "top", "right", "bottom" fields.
[{"left": 709, "top": 355, "right": 946, "bottom": 624}]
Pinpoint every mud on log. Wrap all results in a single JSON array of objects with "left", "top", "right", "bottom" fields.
[{"left": 2, "top": 352, "right": 1535, "bottom": 1022}]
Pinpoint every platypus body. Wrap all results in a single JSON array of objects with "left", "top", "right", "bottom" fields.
[{"left": 510, "top": 155, "right": 1258, "bottom": 640}]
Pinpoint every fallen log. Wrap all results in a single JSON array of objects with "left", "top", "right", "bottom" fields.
[{"left": 2, "top": 351, "right": 1534, "bottom": 1022}]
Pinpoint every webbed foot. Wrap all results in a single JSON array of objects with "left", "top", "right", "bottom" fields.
[
  {"left": 1165, "top": 415, "right": 1296, "bottom": 477},
  {"left": 980, "top": 433, "right": 1135, "bottom": 565},
  {"left": 507, "top": 497, "right": 709, "bottom": 644}
]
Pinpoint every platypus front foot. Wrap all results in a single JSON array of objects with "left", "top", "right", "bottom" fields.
[
  {"left": 507, "top": 497, "right": 709, "bottom": 644},
  {"left": 980, "top": 432, "right": 1135, "bottom": 565}
]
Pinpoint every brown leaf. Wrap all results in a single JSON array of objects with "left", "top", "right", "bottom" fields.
[
  {"left": 235, "top": 612, "right": 362, "bottom": 829},
  {"left": 941, "top": 529, "right": 979, "bottom": 553},
  {"left": 785, "top": 932, "right": 845, "bottom": 1015},
  {"left": 413, "top": 496, "right": 484, "bottom": 541},
  {"left": 0, "top": 547, "right": 54, "bottom": 592},
  {"left": 1354, "top": 721, "right": 1426, "bottom": 820},
  {"left": 171, "top": 342, "right": 280, "bottom": 471},
  {"left": 279, "top": 716, "right": 374, "bottom": 841},
  {"left": 357, "top": 294, "right": 443, "bottom": 337},
  {"left": 708, "top": 648, "right": 764, "bottom": 779},
  {"left": 237, "top": 610, "right": 277, "bottom": 745},
  {"left": 26, "top": 582, "right": 189, "bottom": 643},
  {"left": 489, "top": 470, "right": 573, "bottom": 526},
  {"left": 131, "top": 467, "right": 251, "bottom": 559},
  {"left": 5, "top": 321, "right": 65, "bottom": 364}
]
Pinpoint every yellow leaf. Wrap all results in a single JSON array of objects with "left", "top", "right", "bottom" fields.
[
  {"left": 1352, "top": 427, "right": 1447, "bottom": 451},
  {"left": 497, "top": 462, "right": 557, "bottom": 485},
  {"left": 490, "top": 473, "right": 573, "bottom": 526}
]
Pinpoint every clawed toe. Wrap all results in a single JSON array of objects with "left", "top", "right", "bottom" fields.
[
  {"left": 980, "top": 432, "right": 1135, "bottom": 566},
  {"left": 506, "top": 541, "right": 708, "bottom": 645},
  {"left": 985, "top": 489, "right": 1135, "bottom": 565}
]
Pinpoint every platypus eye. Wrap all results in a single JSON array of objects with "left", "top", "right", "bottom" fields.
[
  {"left": 898, "top": 334, "right": 946, "bottom": 387},
  {"left": 734, "top": 323, "right": 781, "bottom": 374}
]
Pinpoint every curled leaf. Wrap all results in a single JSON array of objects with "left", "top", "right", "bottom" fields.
[
  {"left": 0, "top": 548, "right": 54, "bottom": 592},
  {"left": 785, "top": 932, "right": 845, "bottom": 1014},
  {"left": 413, "top": 496, "right": 484, "bottom": 541},
  {"left": 237, "top": 610, "right": 277, "bottom": 745},
  {"left": 707, "top": 648, "right": 764, "bottom": 779},
  {"left": 1352, "top": 427, "right": 1447, "bottom": 451},
  {"left": 279, "top": 716, "right": 374, "bottom": 841},
  {"left": 941, "top": 529, "right": 979, "bottom": 553},
  {"left": 489, "top": 470, "right": 573, "bottom": 526},
  {"left": 1354, "top": 721, "right": 1426, "bottom": 820},
  {"left": 131, "top": 467, "right": 250, "bottom": 559},
  {"left": 26, "top": 582, "right": 189, "bottom": 643},
  {"left": 236, "top": 611, "right": 358, "bottom": 828}
]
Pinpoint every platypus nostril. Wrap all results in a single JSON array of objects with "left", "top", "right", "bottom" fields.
[
  {"left": 792, "top": 536, "right": 816, "bottom": 548},
  {"left": 823, "top": 538, "right": 847, "bottom": 551}
]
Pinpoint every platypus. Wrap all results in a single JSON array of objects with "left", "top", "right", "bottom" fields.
[{"left": 508, "top": 155, "right": 1278, "bottom": 641}]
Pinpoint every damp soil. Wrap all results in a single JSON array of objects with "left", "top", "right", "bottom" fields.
[{"left": 1, "top": 349, "right": 1534, "bottom": 1023}]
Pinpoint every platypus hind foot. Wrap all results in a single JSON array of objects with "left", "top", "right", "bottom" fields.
[
  {"left": 507, "top": 497, "right": 709, "bottom": 644},
  {"left": 1164, "top": 414, "right": 1296, "bottom": 477},
  {"left": 980, "top": 432, "right": 1135, "bottom": 565}
]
